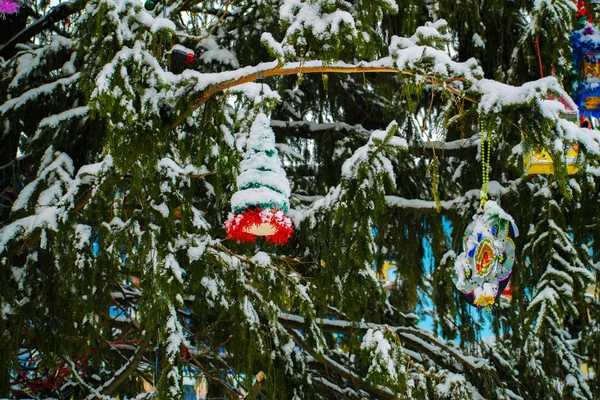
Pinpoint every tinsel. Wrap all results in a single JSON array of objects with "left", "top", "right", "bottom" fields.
[{"left": 225, "top": 208, "right": 293, "bottom": 245}]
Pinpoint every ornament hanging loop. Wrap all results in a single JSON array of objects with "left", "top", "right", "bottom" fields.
[
  {"left": 479, "top": 129, "right": 491, "bottom": 210},
  {"left": 257, "top": 69, "right": 265, "bottom": 113}
]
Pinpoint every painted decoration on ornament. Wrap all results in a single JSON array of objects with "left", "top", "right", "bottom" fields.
[
  {"left": 524, "top": 95, "right": 581, "bottom": 175},
  {"left": 453, "top": 201, "right": 518, "bottom": 308},
  {"left": 0, "top": 0, "right": 20, "bottom": 15},
  {"left": 225, "top": 113, "right": 293, "bottom": 245},
  {"left": 572, "top": 23, "right": 600, "bottom": 116},
  {"left": 523, "top": 145, "right": 580, "bottom": 175}
]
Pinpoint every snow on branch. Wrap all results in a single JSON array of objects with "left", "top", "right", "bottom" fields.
[
  {"left": 0, "top": 73, "right": 80, "bottom": 115},
  {"left": 278, "top": 312, "right": 492, "bottom": 373},
  {"left": 168, "top": 57, "right": 478, "bottom": 129}
]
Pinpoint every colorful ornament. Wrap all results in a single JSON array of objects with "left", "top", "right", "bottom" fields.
[
  {"left": 144, "top": 0, "right": 155, "bottom": 11},
  {"left": 0, "top": 0, "right": 20, "bottom": 15},
  {"left": 523, "top": 95, "right": 581, "bottom": 175},
  {"left": 453, "top": 201, "right": 519, "bottom": 308},
  {"left": 572, "top": 22, "right": 600, "bottom": 116},
  {"left": 172, "top": 49, "right": 196, "bottom": 65},
  {"left": 454, "top": 132, "right": 518, "bottom": 308},
  {"left": 225, "top": 113, "right": 293, "bottom": 245}
]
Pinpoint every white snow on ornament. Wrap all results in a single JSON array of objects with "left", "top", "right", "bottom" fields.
[
  {"left": 453, "top": 252, "right": 471, "bottom": 292},
  {"left": 240, "top": 153, "right": 286, "bottom": 175},
  {"left": 575, "top": 23, "right": 600, "bottom": 45},
  {"left": 484, "top": 200, "right": 519, "bottom": 237},
  {"left": 230, "top": 187, "right": 290, "bottom": 211},
  {"left": 237, "top": 169, "right": 291, "bottom": 197}
]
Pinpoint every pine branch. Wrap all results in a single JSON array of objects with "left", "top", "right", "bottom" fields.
[
  {"left": 311, "top": 375, "right": 362, "bottom": 399},
  {"left": 271, "top": 120, "right": 479, "bottom": 158},
  {"left": 278, "top": 312, "right": 493, "bottom": 375},
  {"left": 0, "top": 1, "right": 84, "bottom": 60},
  {"left": 168, "top": 60, "right": 476, "bottom": 130},
  {"left": 96, "top": 331, "right": 153, "bottom": 396},
  {"left": 285, "top": 326, "right": 396, "bottom": 400}
]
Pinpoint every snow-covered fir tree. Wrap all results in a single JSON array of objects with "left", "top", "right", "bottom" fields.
[{"left": 1, "top": 0, "right": 600, "bottom": 399}]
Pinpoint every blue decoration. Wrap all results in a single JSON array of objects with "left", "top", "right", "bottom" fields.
[{"left": 572, "top": 24, "right": 600, "bottom": 117}]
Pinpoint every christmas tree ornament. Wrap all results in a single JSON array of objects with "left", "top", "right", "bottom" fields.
[
  {"left": 144, "top": 0, "right": 155, "bottom": 11},
  {"left": 172, "top": 49, "right": 196, "bottom": 64},
  {"left": 225, "top": 113, "right": 293, "bottom": 245},
  {"left": 454, "top": 133, "right": 519, "bottom": 309},
  {"left": 0, "top": 0, "right": 20, "bottom": 15},
  {"left": 453, "top": 200, "right": 518, "bottom": 308},
  {"left": 523, "top": 95, "right": 580, "bottom": 175},
  {"left": 572, "top": 21, "right": 600, "bottom": 116}
]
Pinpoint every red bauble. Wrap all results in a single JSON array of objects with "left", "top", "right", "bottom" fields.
[
  {"left": 185, "top": 52, "right": 196, "bottom": 64},
  {"left": 225, "top": 208, "right": 293, "bottom": 245}
]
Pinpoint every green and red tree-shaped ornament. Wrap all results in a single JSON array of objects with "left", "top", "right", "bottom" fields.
[{"left": 225, "top": 113, "right": 294, "bottom": 245}]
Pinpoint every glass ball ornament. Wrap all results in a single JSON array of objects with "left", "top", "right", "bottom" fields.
[{"left": 144, "top": 0, "right": 155, "bottom": 11}]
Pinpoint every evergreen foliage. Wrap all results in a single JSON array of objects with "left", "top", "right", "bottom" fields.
[{"left": 1, "top": 0, "right": 600, "bottom": 399}]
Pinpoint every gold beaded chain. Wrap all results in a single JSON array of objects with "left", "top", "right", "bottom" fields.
[{"left": 480, "top": 129, "right": 491, "bottom": 208}]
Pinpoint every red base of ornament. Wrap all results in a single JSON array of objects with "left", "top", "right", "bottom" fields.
[{"left": 225, "top": 208, "right": 293, "bottom": 245}]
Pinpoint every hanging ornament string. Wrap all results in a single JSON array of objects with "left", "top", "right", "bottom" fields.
[
  {"left": 535, "top": 36, "right": 544, "bottom": 78},
  {"left": 480, "top": 130, "right": 491, "bottom": 209},
  {"left": 258, "top": 69, "right": 265, "bottom": 112}
]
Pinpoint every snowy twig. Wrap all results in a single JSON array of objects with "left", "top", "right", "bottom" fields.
[
  {"left": 66, "top": 358, "right": 112, "bottom": 400},
  {"left": 176, "top": 0, "right": 232, "bottom": 41},
  {"left": 278, "top": 312, "right": 493, "bottom": 374},
  {"left": 93, "top": 332, "right": 153, "bottom": 397},
  {"left": 169, "top": 60, "right": 477, "bottom": 130},
  {"left": 285, "top": 327, "right": 397, "bottom": 399},
  {"left": 0, "top": 1, "right": 84, "bottom": 59}
]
